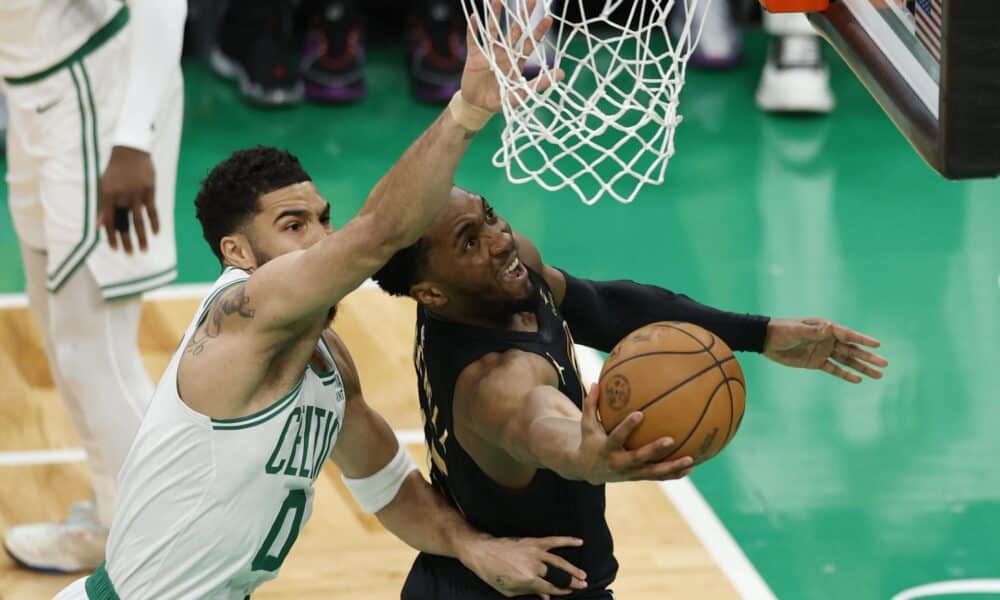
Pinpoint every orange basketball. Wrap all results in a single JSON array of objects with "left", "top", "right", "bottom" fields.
[{"left": 597, "top": 322, "right": 746, "bottom": 465}]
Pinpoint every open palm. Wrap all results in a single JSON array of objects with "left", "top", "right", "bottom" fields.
[
  {"left": 460, "top": 0, "right": 562, "bottom": 112},
  {"left": 763, "top": 318, "right": 889, "bottom": 383}
]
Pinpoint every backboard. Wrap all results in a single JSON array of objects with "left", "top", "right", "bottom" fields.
[{"left": 764, "top": 0, "right": 1000, "bottom": 179}]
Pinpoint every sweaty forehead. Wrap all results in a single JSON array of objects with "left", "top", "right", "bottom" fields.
[{"left": 257, "top": 181, "right": 324, "bottom": 213}]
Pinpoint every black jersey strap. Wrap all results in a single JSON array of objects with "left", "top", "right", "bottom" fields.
[{"left": 557, "top": 269, "right": 770, "bottom": 353}]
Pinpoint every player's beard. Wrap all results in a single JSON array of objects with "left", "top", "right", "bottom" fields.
[{"left": 484, "top": 278, "right": 540, "bottom": 323}]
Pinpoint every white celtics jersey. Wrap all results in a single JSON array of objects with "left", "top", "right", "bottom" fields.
[
  {"left": 102, "top": 267, "right": 348, "bottom": 599},
  {"left": 0, "top": 0, "right": 120, "bottom": 78}
]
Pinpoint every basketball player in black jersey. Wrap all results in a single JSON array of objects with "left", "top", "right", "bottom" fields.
[{"left": 373, "top": 187, "right": 888, "bottom": 599}]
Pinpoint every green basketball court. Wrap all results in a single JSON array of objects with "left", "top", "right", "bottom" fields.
[{"left": 1, "top": 30, "right": 997, "bottom": 600}]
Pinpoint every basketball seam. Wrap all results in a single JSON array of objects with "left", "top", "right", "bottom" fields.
[
  {"left": 635, "top": 355, "right": 736, "bottom": 414},
  {"left": 601, "top": 344, "right": 717, "bottom": 376},
  {"left": 664, "top": 324, "right": 742, "bottom": 449},
  {"left": 665, "top": 376, "right": 743, "bottom": 461}
]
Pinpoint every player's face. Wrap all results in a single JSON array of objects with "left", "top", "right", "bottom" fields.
[
  {"left": 419, "top": 187, "right": 535, "bottom": 314},
  {"left": 247, "top": 181, "right": 333, "bottom": 266}
]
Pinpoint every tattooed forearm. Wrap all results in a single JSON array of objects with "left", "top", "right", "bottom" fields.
[{"left": 185, "top": 284, "right": 255, "bottom": 356}]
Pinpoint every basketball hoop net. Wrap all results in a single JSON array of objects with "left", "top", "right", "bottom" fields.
[{"left": 461, "top": 0, "right": 710, "bottom": 205}]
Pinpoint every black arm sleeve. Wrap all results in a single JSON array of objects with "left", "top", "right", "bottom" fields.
[{"left": 558, "top": 269, "right": 770, "bottom": 353}]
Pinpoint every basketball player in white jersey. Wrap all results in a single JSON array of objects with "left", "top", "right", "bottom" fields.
[
  {"left": 1, "top": 0, "right": 186, "bottom": 571},
  {"left": 52, "top": 6, "right": 588, "bottom": 599}
]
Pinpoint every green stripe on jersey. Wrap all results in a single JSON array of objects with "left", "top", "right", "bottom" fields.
[{"left": 212, "top": 379, "right": 303, "bottom": 431}]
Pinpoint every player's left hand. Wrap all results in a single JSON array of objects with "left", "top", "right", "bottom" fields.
[
  {"left": 99, "top": 145, "right": 158, "bottom": 254},
  {"left": 763, "top": 318, "right": 889, "bottom": 383},
  {"left": 460, "top": 535, "right": 588, "bottom": 598}
]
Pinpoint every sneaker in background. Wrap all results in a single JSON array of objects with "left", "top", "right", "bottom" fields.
[
  {"left": 756, "top": 34, "right": 834, "bottom": 113},
  {"left": 211, "top": 1, "right": 304, "bottom": 107},
  {"left": 302, "top": 0, "right": 367, "bottom": 104},
  {"left": 4, "top": 501, "right": 108, "bottom": 573},
  {"left": 408, "top": 1, "right": 466, "bottom": 105}
]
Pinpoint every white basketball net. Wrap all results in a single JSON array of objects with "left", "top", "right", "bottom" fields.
[{"left": 461, "top": 0, "right": 708, "bottom": 205}]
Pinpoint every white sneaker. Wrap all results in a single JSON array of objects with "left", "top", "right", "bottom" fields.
[
  {"left": 4, "top": 501, "right": 107, "bottom": 573},
  {"left": 672, "top": 0, "right": 743, "bottom": 69},
  {"left": 756, "top": 35, "right": 835, "bottom": 113}
]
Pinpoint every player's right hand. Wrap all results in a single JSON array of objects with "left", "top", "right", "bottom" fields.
[
  {"left": 460, "top": 0, "right": 564, "bottom": 113},
  {"left": 99, "top": 145, "right": 158, "bottom": 254},
  {"left": 577, "top": 384, "right": 695, "bottom": 485},
  {"left": 460, "top": 535, "right": 588, "bottom": 599}
]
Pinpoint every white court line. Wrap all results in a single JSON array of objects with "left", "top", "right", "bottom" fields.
[
  {"left": 574, "top": 346, "right": 776, "bottom": 600},
  {"left": 0, "top": 284, "right": 772, "bottom": 598},
  {"left": 892, "top": 580, "right": 1000, "bottom": 599},
  {"left": 0, "top": 448, "right": 87, "bottom": 466}
]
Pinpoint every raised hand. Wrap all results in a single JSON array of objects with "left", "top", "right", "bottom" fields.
[
  {"left": 576, "top": 385, "right": 693, "bottom": 485},
  {"left": 763, "top": 318, "right": 889, "bottom": 383},
  {"left": 461, "top": 0, "right": 563, "bottom": 112},
  {"left": 461, "top": 535, "right": 588, "bottom": 599}
]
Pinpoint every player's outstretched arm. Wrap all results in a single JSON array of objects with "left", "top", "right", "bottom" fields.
[
  {"left": 236, "top": 2, "right": 561, "bottom": 341},
  {"left": 327, "top": 339, "right": 587, "bottom": 598},
  {"left": 518, "top": 234, "right": 887, "bottom": 382},
  {"left": 513, "top": 234, "right": 770, "bottom": 353},
  {"left": 457, "top": 352, "right": 694, "bottom": 486}
]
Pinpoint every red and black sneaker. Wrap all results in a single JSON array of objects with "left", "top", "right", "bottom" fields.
[
  {"left": 301, "top": 0, "right": 367, "bottom": 104},
  {"left": 211, "top": 0, "right": 304, "bottom": 107},
  {"left": 407, "top": 1, "right": 467, "bottom": 105}
]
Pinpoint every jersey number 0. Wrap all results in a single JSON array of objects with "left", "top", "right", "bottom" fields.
[{"left": 252, "top": 489, "right": 307, "bottom": 572}]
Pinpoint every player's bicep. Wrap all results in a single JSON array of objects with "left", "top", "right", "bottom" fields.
[
  {"left": 244, "top": 214, "right": 397, "bottom": 336},
  {"left": 459, "top": 355, "right": 572, "bottom": 460}
]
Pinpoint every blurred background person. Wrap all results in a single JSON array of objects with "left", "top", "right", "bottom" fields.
[
  {"left": 673, "top": 0, "right": 834, "bottom": 113},
  {"left": 0, "top": 0, "right": 185, "bottom": 572}
]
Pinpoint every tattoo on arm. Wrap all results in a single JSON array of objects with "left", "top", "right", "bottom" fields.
[
  {"left": 186, "top": 284, "right": 256, "bottom": 356},
  {"left": 463, "top": 129, "right": 478, "bottom": 140}
]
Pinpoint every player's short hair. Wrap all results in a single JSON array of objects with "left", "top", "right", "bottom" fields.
[
  {"left": 373, "top": 239, "right": 428, "bottom": 297},
  {"left": 195, "top": 146, "right": 312, "bottom": 263}
]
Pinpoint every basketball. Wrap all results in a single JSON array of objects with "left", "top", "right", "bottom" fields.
[{"left": 597, "top": 322, "right": 746, "bottom": 465}]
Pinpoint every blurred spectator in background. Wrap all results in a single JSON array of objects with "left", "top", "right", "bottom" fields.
[
  {"left": 210, "top": 0, "right": 467, "bottom": 106},
  {"left": 674, "top": 0, "right": 834, "bottom": 114}
]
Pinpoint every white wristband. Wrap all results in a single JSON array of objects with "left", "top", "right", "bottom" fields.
[
  {"left": 448, "top": 91, "right": 495, "bottom": 132},
  {"left": 341, "top": 444, "right": 418, "bottom": 514}
]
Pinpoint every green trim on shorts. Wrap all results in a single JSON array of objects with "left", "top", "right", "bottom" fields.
[
  {"left": 101, "top": 265, "right": 178, "bottom": 300},
  {"left": 47, "top": 62, "right": 100, "bottom": 294},
  {"left": 4, "top": 6, "right": 129, "bottom": 85},
  {"left": 84, "top": 562, "right": 120, "bottom": 600}
]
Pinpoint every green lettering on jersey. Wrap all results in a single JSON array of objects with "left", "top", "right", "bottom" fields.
[
  {"left": 310, "top": 408, "right": 328, "bottom": 477},
  {"left": 284, "top": 408, "right": 305, "bottom": 476},
  {"left": 298, "top": 406, "right": 314, "bottom": 478},
  {"left": 320, "top": 412, "right": 341, "bottom": 471},
  {"left": 265, "top": 407, "right": 301, "bottom": 474}
]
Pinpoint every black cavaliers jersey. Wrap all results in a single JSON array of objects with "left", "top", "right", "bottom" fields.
[{"left": 402, "top": 270, "right": 618, "bottom": 599}]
